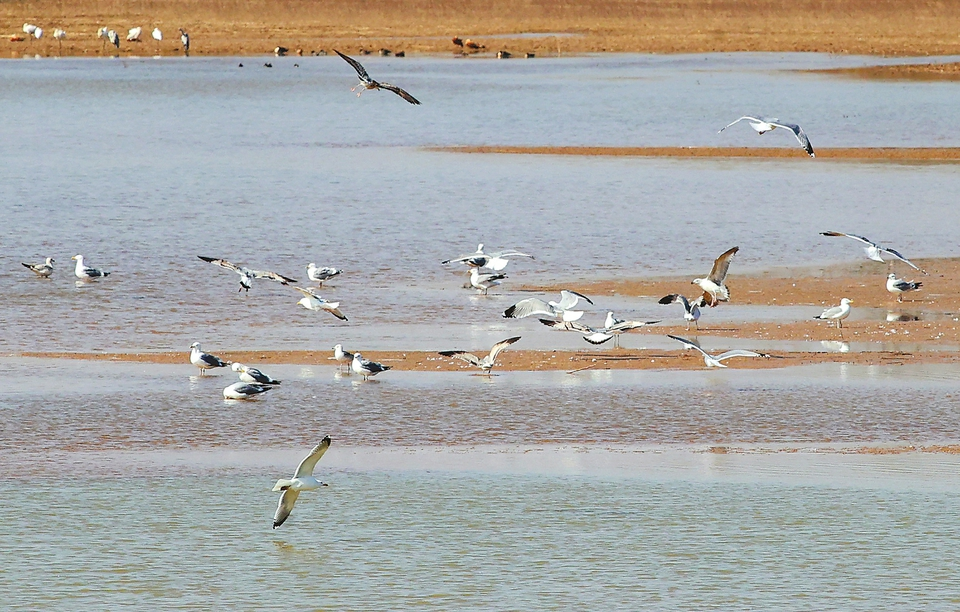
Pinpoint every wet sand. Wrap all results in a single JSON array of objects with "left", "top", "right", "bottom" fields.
[
  {"left": 811, "top": 62, "right": 960, "bottom": 81},
  {"left": 5, "top": 0, "right": 960, "bottom": 59},
  {"left": 437, "top": 146, "right": 960, "bottom": 162}
]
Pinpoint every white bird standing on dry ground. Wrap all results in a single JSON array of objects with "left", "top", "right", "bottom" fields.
[
  {"left": 179, "top": 28, "right": 189, "bottom": 55},
  {"left": 72, "top": 255, "right": 110, "bottom": 280},
  {"left": 332, "top": 344, "right": 354, "bottom": 371},
  {"left": 470, "top": 268, "right": 506, "bottom": 295},
  {"left": 719, "top": 116, "right": 815, "bottom": 157},
  {"left": 293, "top": 286, "right": 348, "bottom": 320},
  {"left": 658, "top": 294, "right": 705, "bottom": 329},
  {"left": 152, "top": 28, "right": 162, "bottom": 53},
  {"left": 692, "top": 246, "right": 738, "bottom": 307},
  {"left": 23, "top": 23, "right": 37, "bottom": 37},
  {"left": 334, "top": 49, "right": 421, "bottom": 104},
  {"left": 22, "top": 257, "right": 55, "bottom": 278},
  {"left": 231, "top": 362, "right": 281, "bottom": 385},
  {"left": 504, "top": 290, "right": 593, "bottom": 322},
  {"left": 97, "top": 26, "right": 109, "bottom": 50},
  {"left": 352, "top": 352, "right": 391, "bottom": 380},
  {"left": 190, "top": 342, "right": 230, "bottom": 376},
  {"left": 53, "top": 29, "right": 65, "bottom": 54},
  {"left": 668, "top": 334, "right": 772, "bottom": 368},
  {"left": 198, "top": 256, "right": 297, "bottom": 292},
  {"left": 126, "top": 26, "right": 142, "bottom": 42},
  {"left": 886, "top": 274, "right": 922, "bottom": 302},
  {"left": 820, "top": 231, "right": 926, "bottom": 274},
  {"left": 439, "top": 336, "right": 521, "bottom": 374},
  {"left": 272, "top": 437, "right": 331, "bottom": 529},
  {"left": 306, "top": 263, "right": 342, "bottom": 286},
  {"left": 33, "top": 26, "right": 43, "bottom": 40},
  {"left": 814, "top": 298, "right": 852, "bottom": 329},
  {"left": 107, "top": 29, "right": 120, "bottom": 49},
  {"left": 223, "top": 381, "right": 272, "bottom": 400}
]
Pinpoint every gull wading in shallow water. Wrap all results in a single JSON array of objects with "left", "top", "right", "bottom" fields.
[
  {"left": 334, "top": 49, "right": 421, "bottom": 105},
  {"left": 352, "top": 352, "right": 391, "bottom": 380},
  {"left": 820, "top": 232, "right": 926, "bottom": 274},
  {"left": 293, "top": 286, "right": 348, "bottom": 320},
  {"left": 659, "top": 294, "right": 705, "bottom": 329},
  {"left": 72, "top": 255, "right": 110, "bottom": 280},
  {"left": 470, "top": 268, "right": 506, "bottom": 295},
  {"left": 886, "top": 274, "right": 922, "bottom": 302},
  {"left": 273, "top": 437, "right": 331, "bottom": 529},
  {"left": 198, "top": 256, "right": 297, "bottom": 292},
  {"left": 332, "top": 344, "right": 354, "bottom": 371},
  {"left": 231, "top": 363, "right": 281, "bottom": 385},
  {"left": 718, "top": 116, "right": 815, "bottom": 157},
  {"left": 223, "top": 381, "right": 272, "bottom": 400},
  {"left": 22, "top": 257, "right": 55, "bottom": 278},
  {"left": 668, "top": 334, "right": 772, "bottom": 368},
  {"left": 814, "top": 298, "right": 852, "bottom": 329},
  {"left": 439, "top": 336, "right": 521, "bottom": 374},
  {"left": 190, "top": 342, "right": 230, "bottom": 376},
  {"left": 504, "top": 290, "right": 593, "bottom": 322},
  {"left": 691, "top": 247, "right": 738, "bottom": 307}
]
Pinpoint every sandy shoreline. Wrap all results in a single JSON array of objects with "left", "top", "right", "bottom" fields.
[{"left": 436, "top": 146, "right": 960, "bottom": 161}]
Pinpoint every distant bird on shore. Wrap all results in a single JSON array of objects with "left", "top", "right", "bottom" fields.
[
  {"left": 126, "top": 26, "right": 142, "bottom": 42},
  {"left": 223, "top": 381, "right": 272, "bottom": 400},
  {"left": 33, "top": 26, "right": 42, "bottom": 40},
  {"left": 332, "top": 344, "right": 354, "bottom": 371},
  {"left": 814, "top": 298, "right": 852, "bottom": 329},
  {"left": 292, "top": 286, "right": 348, "bottom": 320},
  {"left": 668, "top": 334, "right": 772, "bottom": 368},
  {"left": 886, "top": 274, "right": 922, "bottom": 302},
  {"left": 334, "top": 49, "right": 421, "bottom": 105},
  {"left": 819, "top": 231, "right": 926, "bottom": 273},
  {"left": 351, "top": 352, "right": 391, "bottom": 380},
  {"left": 464, "top": 39, "right": 484, "bottom": 50},
  {"left": 306, "top": 263, "right": 342, "bottom": 286},
  {"left": 190, "top": 342, "right": 230, "bottom": 376},
  {"left": 198, "top": 256, "right": 297, "bottom": 292},
  {"left": 272, "top": 437, "right": 331, "bottom": 528},
  {"left": 179, "top": 28, "right": 189, "bottom": 55},
  {"left": 504, "top": 290, "right": 593, "bottom": 322},
  {"left": 152, "top": 28, "right": 162, "bottom": 53},
  {"left": 22, "top": 257, "right": 54, "bottom": 278},
  {"left": 452, "top": 36, "right": 463, "bottom": 47},
  {"left": 439, "top": 336, "right": 521, "bottom": 375},
  {"left": 107, "top": 29, "right": 120, "bottom": 49},
  {"left": 692, "top": 246, "right": 738, "bottom": 306},
  {"left": 470, "top": 268, "right": 506, "bottom": 295},
  {"left": 231, "top": 363, "right": 281, "bottom": 385},
  {"left": 275, "top": 46, "right": 288, "bottom": 56},
  {"left": 71, "top": 255, "right": 110, "bottom": 280},
  {"left": 97, "top": 26, "right": 109, "bottom": 50},
  {"left": 23, "top": 23, "right": 37, "bottom": 37},
  {"left": 719, "top": 116, "right": 815, "bottom": 157},
  {"left": 659, "top": 294, "right": 705, "bottom": 329},
  {"left": 53, "top": 29, "right": 65, "bottom": 53}
]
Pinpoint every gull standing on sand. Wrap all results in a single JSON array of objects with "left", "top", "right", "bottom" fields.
[
  {"left": 293, "top": 286, "right": 348, "bottom": 320},
  {"left": 814, "top": 298, "right": 852, "bottom": 329},
  {"left": 692, "top": 247, "right": 738, "bottom": 307},
  {"left": 719, "top": 116, "right": 815, "bottom": 157},
  {"left": 22, "top": 257, "right": 55, "bottom": 278},
  {"left": 152, "top": 28, "right": 162, "bottom": 53},
  {"left": 272, "top": 437, "right": 331, "bottom": 529},
  {"left": 72, "top": 255, "right": 110, "bottom": 280},
  {"left": 504, "top": 290, "right": 593, "bottom": 322},
  {"left": 179, "top": 28, "right": 189, "bottom": 55},
  {"left": 439, "top": 336, "right": 521, "bottom": 374},
  {"left": 332, "top": 344, "right": 354, "bottom": 371},
  {"left": 351, "top": 352, "right": 391, "bottom": 380},
  {"left": 223, "top": 381, "right": 272, "bottom": 400},
  {"left": 658, "top": 294, "right": 705, "bottom": 329},
  {"left": 97, "top": 26, "right": 109, "bottom": 50},
  {"left": 126, "top": 26, "right": 142, "bottom": 42},
  {"left": 231, "top": 363, "right": 281, "bottom": 385},
  {"left": 53, "top": 29, "right": 66, "bottom": 54},
  {"left": 107, "top": 29, "right": 120, "bottom": 49},
  {"left": 886, "top": 274, "right": 922, "bottom": 302},
  {"left": 334, "top": 49, "right": 421, "bottom": 104},
  {"left": 198, "top": 256, "right": 297, "bottom": 292},
  {"left": 668, "top": 334, "right": 772, "bottom": 368},
  {"left": 820, "top": 232, "right": 926, "bottom": 274},
  {"left": 306, "top": 264, "right": 342, "bottom": 286},
  {"left": 470, "top": 268, "right": 506, "bottom": 295},
  {"left": 190, "top": 342, "right": 230, "bottom": 376}
]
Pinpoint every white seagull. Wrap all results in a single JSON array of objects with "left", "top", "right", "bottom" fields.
[
  {"left": 351, "top": 352, "right": 391, "bottom": 380},
  {"left": 668, "top": 334, "right": 772, "bottom": 368},
  {"left": 33, "top": 26, "right": 42, "bottom": 40},
  {"left": 439, "top": 336, "right": 521, "bottom": 374},
  {"left": 719, "top": 116, "right": 815, "bottom": 157},
  {"left": 53, "top": 29, "right": 66, "bottom": 53},
  {"left": 231, "top": 362, "right": 281, "bottom": 385},
  {"left": 692, "top": 246, "right": 738, "bottom": 307},
  {"left": 334, "top": 49, "right": 421, "bottom": 105},
  {"left": 198, "top": 256, "right": 298, "bottom": 292},
  {"left": 332, "top": 344, "right": 354, "bottom": 371},
  {"left": 190, "top": 342, "right": 230, "bottom": 376},
  {"left": 582, "top": 313, "right": 661, "bottom": 347},
  {"left": 272, "top": 436, "right": 331, "bottom": 529},
  {"left": 107, "top": 29, "right": 120, "bottom": 49},
  {"left": 442, "top": 243, "right": 535, "bottom": 271},
  {"left": 293, "top": 286, "right": 348, "bottom": 320},
  {"left": 658, "top": 293, "right": 705, "bottom": 329},
  {"left": 97, "top": 26, "right": 109, "bottom": 50},
  {"left": 23, "top": 23, "right": 37, "bottom": 36},
  {"left": 814, "top": 298, "right": 852, "bottom": 329},
  {"left": 306, "top": 264, "right": 342, "bottom": 286},
  {"left": 820, "top": 231, "right": 926, "bottom": 274},
  {"left": 179, "top": 28, "right": 189, "bottom": 55},
  {"left": 126, "top": 26, "right": 142, "bottom": 42},
  {"left": 152, "top": 28, "right": 162, "bottom": 53},
  {"left": 886, "top": 274, "right": 922, "bottom": 303},
  {"left": 503, "top": 290, "right": 593, "bottom": 322},
  {"left": 22, "top": 257, "right": 55, "bottom": 278},
  {"left": 470, "top": 268, "right": 506, "bottom": 295},
  {"left": 223, "top": 381, "right": 272, "bottom": 400},
  {"left": 71, "top": 255, "right": 110, "bottom": 280}
]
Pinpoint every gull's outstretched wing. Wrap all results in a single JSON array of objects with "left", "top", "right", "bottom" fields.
[
  {"left": 667, "top": 334, "right": 712, "bottom": 359},
  {"left": 718, "top": 116, "right": 762, "bottom": 133},
  {"left": 273, "top": 489, "right": 300, "bottom": 528},
  {"left": 582, "top": 332, "right": 614, "bottom": 345},
  {"left": 198, "top": 255, "right": 241, "bottom": 273},
  {"left": 879, "top": 247, "right": 925, "bottom": 274},
  {"left": 334, "top": 49, "right": 370, "bottom": 80},
  {"left": 250, "top": 269, "right": 297, "bottom": 284},
  {"left": 819, "top": 232, "right": 876, "bottom": 247},
  {"left": 380, "top": 82, "right": 421, "bottom": 105},
  {"left": 487, "top": 336, "right": 521, "bottom": 361},
  {"left": 438, "top": 350, "right": 481, "bottom": 366},
  {"left": 606, "top": 320, "right": 660, "bottom": 333},
  {"left": 294, "top": 437, "right": 332, "bottom": 478},
  {"left": 556, "top": 290, "right": 593, "bottom": 310},
  {"left": 715, "top": 349, "right": 770, "bottom": 362},
  {"left": 769, "top": 121, "right": 815, "bottom": 157},
  {"left": 504, "top": 298, "right": 554, "bottom": 319},
  {"left": 539, "top": 319, "right": 595, "bottom": 333},
  {"left": 707, "top": 247, "right": 739, "bottom": 284}
]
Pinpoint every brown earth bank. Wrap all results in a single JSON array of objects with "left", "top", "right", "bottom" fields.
[
  {"left": 811, "top": 62, "right": 960, "bottom": 81},
  {"left": 436, "top": 146, "right": 960, "bottom": 161},
  {"left": 5, "top": 0, "right": 960, "bottom": 59}
]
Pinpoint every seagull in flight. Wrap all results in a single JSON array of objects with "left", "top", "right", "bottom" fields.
[
  {"left": 504, "top": 290, "right": 593, "bottom": 322},
  {"left": 814, "top": 298, "right": 852, "bottom": 329},
  {"left": 334, "top": 49, "right": 421, "bottom": 105},
  {"left": 190, "top": 342, "right": 230, "bottom": 376},
  {"left": 198, "top": 256, "right": 297, "bottom": 292},
  {"left": 272, "top": 437, "right": 331, "bottom": 528},
  {"left": 292, "top": 286, "right": 348, "bottom": 320},
  {"left": 439, "top": 336, "right": 521, "bottom": 374},
  {"left": 231, "top": 363, "right": 281, "bottom": 385},
  {"left": 719, "top": 116, "right": 815, "bottom": 157},
  {"left": 306, "top": 264, "right": 342, "bottom": 286},
  {"left": 819, "top": 232, "right": 926, "bottom": 274},
  {"left": 540, "top": 315, "right": 657, "bottom": 347},
  {"left": 22, "top": 257, "right": 55, "bottom": 278},
  {"left": 658, "top": 294, "right": 705, "bottom": 329},
  {"left": 72, "top": 255, "right": 110, "bottom": 280},
  {"left": 668, "top": 335, "right": 772, "bottom": 368},
  {"left": 691, "top": 247, "right": 738, "bottom": 307},
  {"left": 442, "top": 243, "right": 534, "bottom": 271}
]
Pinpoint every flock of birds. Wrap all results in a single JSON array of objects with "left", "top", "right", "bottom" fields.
[{"left": 16, "top": 23, "right": 189, "bottom": 55}]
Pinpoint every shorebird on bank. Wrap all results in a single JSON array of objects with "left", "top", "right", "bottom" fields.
[
  {"left": 439, "top": 336, "right": 521, "bottom": 374},
  {"left": 107, "top": 29, "right": 120, "bottom": 49},
  {"left": 692, "top": 247, "right": 738, "bottom": 307},
  {"left": 152, "top": 28, "right": 162, "bottom": 53},
  {"left": 190, "top": 342, "right": 230, "bottom": 376},
  {"left": 72, "top": 255, "right": 110, "bottom": 280},
  {"left": 306, "top": 263, "right": 342, "bottom": 286},
  {"left": 820, "top": 231, "right": 926, "bottom": 274},
  {"left": 334, "top": 49, "right": 421, "bottom": 104},
  {"left": 886, "top": 274, "right": 922, "bottom": 302},
  {"left": 179, "top": 28, "right": 189, "bottom": 55},
  {"left": 351, "top": 352, "right": 391, "bottom": 380},
  {"left": 126, "top": 26, "right": 142, "bottom": 42},
  {"left": 504, "top": 290, "right": 593, "bottom": 322},
  {"left": 223, "top": 381, "right": 272, "bottom": 400},
  {"left": 53, "top": 29, "right": 65, "bottom": 54},
  {"left": 668, "top": 334, "right": 772, "bottom": 368},
  {"left": 658, "top": 293, "right": 705, "bottom": 329},
  {"left": 814, "top": 298, "right": 852, "bottom": 329},
  {"left": 22, "top": 257, "right": 54, "bottom": 278},
  {"left": 198, "top": 256, "right": 297, "bottom": 292},
  {"left": 293, "top": 286, "right": 347, "bottom": 320},
  {"left": 719, "top": 116, "right": 815, "bottom": 157},
  {"left": 231, "top": 363, "right": 281, "bottom": 385},
  {"left": 272, "top": 437, "right": 331, "bottom": 528}
]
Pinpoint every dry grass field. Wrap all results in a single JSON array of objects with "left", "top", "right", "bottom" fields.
[{"left": 4, "top": 0, "right": 960, "bottom": 59}]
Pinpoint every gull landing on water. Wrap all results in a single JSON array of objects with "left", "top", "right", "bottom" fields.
[
  {"left": 503, "top": 290, "right": 593, "bottom": 322},
  {"left": 439, "top": 336, "right": 521, "bottom": 374},
  {"left": 719, "top": 116, "right": 815, "bottom": 157},
  {"left": 820, "top": 232, "right": 926, "bottom": 274},
  {"left": 659, "top": 294, "right": 705, "bottom": 329},
  {"left": 273, "top": 437, "right": 331, "bottom": 529},
  {"left": 668, "top": 334, "right": 772, "bottom": 368},
  {"left": 22, "top": 257, "right": 55, "bottom": 278},
  {"left": 198, "top": 256, "right": 297, "bottom": 292},
  {"left": 72, "top": 255, "right": 110, "bottom": 280},
  {"left": 692, "top": 247, "right": 738, "bottom": 307},
  {"left": 334, "top": 49, "right": 421, "bottom": 105},
  {"left": 293, "top": 286, "right": 348, "bottom": 320}
]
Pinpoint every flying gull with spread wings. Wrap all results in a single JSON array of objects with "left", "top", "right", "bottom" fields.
[
  {"left": 658, "top": 293, "right": 705, "bottom": 329},
  {"left": 334, "top": 49, "right": 421, "bottom": 105},
  {"left": 692, "top": 246, "right": 738, "bottom": 307},
  {"left": 439, "top": 336, "right": 521, "bottom": 374},
  {"left": 668, "top": 334, "right": 772, "bottom": 368},
  {"left": 719, "top": 116, "right": 815, "bottom": 157},
  {"left": 540, "top": 315, "right": 657, "bottom": 347},
  {"left": 292, "top": 286, "right": 348, "bottom": 320},
  {"left": 198, "top": 256, "right": 297, "bottom": 292},
  {"left": 442, "top": 243, "right": 535, "bottom": 271},
  {"left": 504, "top": 290, "right": 593, "bottom": 322},
  {"left": 272, "top": 436, "right": 331, "bottom": 528},
  {"left": 820, "top": 232, "right": 926, "bottom": 274}
]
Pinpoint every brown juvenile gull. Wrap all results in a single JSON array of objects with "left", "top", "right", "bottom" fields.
[{"left": 334, "top": 49, "right": 421, "bottom": 105}]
